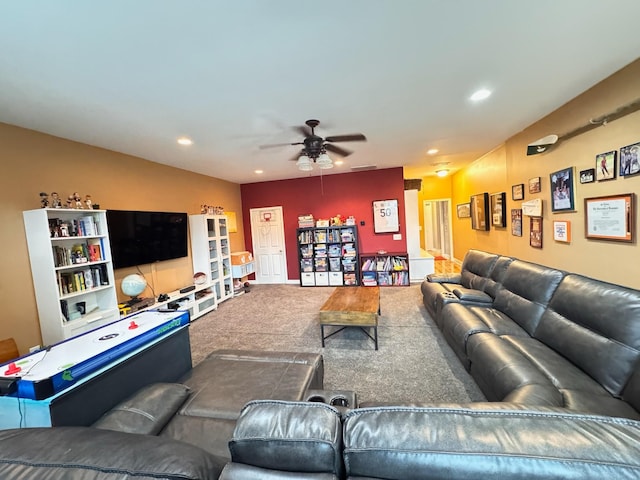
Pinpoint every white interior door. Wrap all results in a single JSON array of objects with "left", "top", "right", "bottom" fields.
[
  {"left": 250, "top": 206, "right": 288, "bottom": 284},
  {"left": 423, "top": 199, "right": 453, "bottom": 259}
]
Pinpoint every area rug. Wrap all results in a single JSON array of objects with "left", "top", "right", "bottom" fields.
[{"left": 188, "top": 284, "right": 485, "bottom": 405}]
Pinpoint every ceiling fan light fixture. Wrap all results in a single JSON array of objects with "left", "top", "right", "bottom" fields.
[
  {"left": 297, "top": 154, "right": 313, "bottom": 171},
  {"left": 316, "top": 152, "right": 333, "bottom": 169}
]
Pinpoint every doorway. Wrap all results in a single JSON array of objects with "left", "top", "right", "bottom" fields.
[
  {"left": 249, "top": 206, "right": 288, "bottom": 284},
  {"left": 423, "top": 198, "right": 453, "bottom": 259}
]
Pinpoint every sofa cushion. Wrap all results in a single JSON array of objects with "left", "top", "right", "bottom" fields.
[
  {"left": 459, "top": 249, "right": 499, "bottom": 290},
  {"left": 92, "top": 382, "right": 191, "bottom": 435},
  {"left": 228, "top": 400, "right": 343, "bottom": 476},
  {"left": 535, "top": 274, "right": 640, "bottom": 397},
  {"left": 342, "top": 406, "right": 640, "bottom": 480},
  {"left": 0, "top": 427, "right": 225, "bottom": 479},
  {"left": 492, "top": 260, "right": 564, "bottom": 334}
]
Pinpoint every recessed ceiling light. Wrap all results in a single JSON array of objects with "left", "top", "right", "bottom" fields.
[
  {"left": 177, "top": 137, "right": 193, "bottom": 146},
  {"left": 470, "top": 89, "right": 492, "bottom": 102},
  {"left": 427, "top": 148, "right": 439, "bottom": 155},
  {"left": 334, "top": 159, "right": 344, "bottom": 166},
  {"left": 254, "top": 169, "right": 263, "bottom": 174},
  {"left": 436, "top": 169, "right": 449, "bottom": 177}
]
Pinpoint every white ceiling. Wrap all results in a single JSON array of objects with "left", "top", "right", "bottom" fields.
[{"left": 2, "top": 1, "right": 640, "bottom": 184}]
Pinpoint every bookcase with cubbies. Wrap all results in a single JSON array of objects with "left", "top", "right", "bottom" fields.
[
  {"left": 23, "top": 209, "right": 120, "bottom": 345},
  {"left": 297, "top": 225, "right": 359, "bottom": 286},
  {"left": 360, "top": 252, "right": 410, "bottom": 286}
]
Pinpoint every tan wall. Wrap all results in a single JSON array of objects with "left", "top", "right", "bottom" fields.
[
  {"left": 0, "top": 123, "right": 243, "bottom": 353},
  {"left": 427, "top": 59, "right": 640, "bottom": 288}
]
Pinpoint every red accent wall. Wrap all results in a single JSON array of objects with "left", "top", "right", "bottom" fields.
[{"left": 240, "top": 167, "right": 407, "bottom": 281}]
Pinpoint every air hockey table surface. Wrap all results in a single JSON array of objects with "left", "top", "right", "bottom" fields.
[{"left": 1, "top": 309, "right": 189, "bottom": 400}]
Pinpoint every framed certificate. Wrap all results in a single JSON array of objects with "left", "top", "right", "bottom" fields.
[{"left": 373, "top": 199, "right": 399, "bottom": 233}]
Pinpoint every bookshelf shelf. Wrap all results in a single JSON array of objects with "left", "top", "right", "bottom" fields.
[
  {"left": 23, "top": 208, "right": 120, "bottom": 345},
  {"left": 297, "top": 225, "right": 360, "bottom": 287},
  {"left": 360, "top": 252, "right": 410, "bottom": 287},
  {"left": 189, "top": 214, "right": 233, "bottom": 305}
]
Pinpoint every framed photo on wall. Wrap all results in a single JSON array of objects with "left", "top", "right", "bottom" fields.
[
  {"left": 470, "top": 193, "right": 490, "bottom": 231},
  {"left": 619, "top": 141, "right": 640, "bottom": 177},
  {"left": 553, "top": 220, "right": 571, "bottom": 242},
  {"left": 490, "top": 192, "right": 506, "bottom": 227},
  {"left": 456, "top": 203, "right": 471, "bottom": 218},
  {"left": 579, "top": 168, "right": 595, "bottom": 184},
  {"left": 511, "top": 209, "right": 522, "bottom": 237},
  {"left": 584, "top": 193, "right": 634, "bottom": 242},
  {"left": 372, "top": 199, "right": 399, "bottom": 233},
  {"left": 550, "top": 167, "right": 575, "bottom": 212},
  {"left": 512, "top": 184, "right": 524, "bottom": 201},
  {"left": 530, "top": 216, "right": 543, "bottom": 248},
  {"left": 595, "top": 150, "right": 617, "bottom": 181},
  {"left": 528, "top": 177, "right": 541, "bottom": 194}
]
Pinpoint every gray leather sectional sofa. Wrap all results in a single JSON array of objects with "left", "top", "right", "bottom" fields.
[
  {"left": 1, "top": 253, "right": 640, "bottom": 479},
  {"left": 421, "top": 249, "right": 640, "bottom": 420}
]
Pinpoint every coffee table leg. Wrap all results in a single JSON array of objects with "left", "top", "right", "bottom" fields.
[
  {"left": 321, "top": 325, "right": 325, "bottom": 347},
  {"left": 374, "top": 326, "right": 378, "bottom": 350}
]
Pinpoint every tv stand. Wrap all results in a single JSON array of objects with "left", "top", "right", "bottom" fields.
[{"left": 120, "top": 283, "right": 217, "bottom": 321}]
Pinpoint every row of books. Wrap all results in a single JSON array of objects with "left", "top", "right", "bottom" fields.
[
  {"left": 57, "top": 264, "right": 109, "bottom": 296},
  {"left": 49, "top": 216, "right": 101, "bottom": 238},
  {"left": 53, "top": 241, "right": 104, "bottom": 267},
  {"left": 362, "top": 271, "right": 409, "bottom": 286},
  {"left": 361, "top": 255, "right": 408, "bottom": 271}
]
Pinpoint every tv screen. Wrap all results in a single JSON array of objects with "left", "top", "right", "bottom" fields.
[{"left": 106, "top": 210, "right": 189, "bottom": 269}]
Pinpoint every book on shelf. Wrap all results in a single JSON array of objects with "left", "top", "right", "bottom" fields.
[
  {"left": 314, "top": 230, "right": 327, "bottom": 243},
  {"left": 377, "top": 272, "right": 392, "bottom": 286},
  {"left": 327, "top": 244, "right": 341, "bottom": 257},
  {"left": 340, "top": 229, "right": 354, "bottom": 242},
  {"left": 328, "top": 229, "right": 341, "bottom": 243},
  {"left": 361, "top": 258, "right": 374, "bottom": 271},
  {"left": 344, "top": 273, "right": 357, "bottom": 285},
  {"left": 300, "top": 244, "right": 313, "bottom": 258},
  {"left": 342, "top": 258, "right": 356, "bottom": 272},
  {"left": 314, "top": 244, "right": 327, "bottom": 257},
  {"left": 329, "top": 257, "right": 341, "bottom": 272},
  {"left": 300, "top": 258, "right": 314, "bottom": 272},
  {"left": 362, "top": 271, "right": 377, "bottom": 286}
]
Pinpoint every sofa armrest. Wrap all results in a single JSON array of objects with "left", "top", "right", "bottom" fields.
[
  {"left": 93, "top": 382, "right": 191, "bottom": 435},
  {"left": 452, "top": 287, "right": 492, "bottom": 303},
  {"left": 343, "top": 406, "right": 640, "bottom": 480},
  {"left": 426, "top": 273, "right": 462, "bottom": 284}
]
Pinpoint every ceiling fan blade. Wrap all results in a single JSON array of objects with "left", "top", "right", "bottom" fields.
[
  {"left": 259, "top": 142, "right": 303, "bottom": 149},
  {"left": 325, "top": 133, "right": 367, "bottom": 143},
  {"left": 293, "top": 125, "right": 311, "bottom": 137},
  {"left": 324, "top": 143, "right": 353, "bottom": 157}
]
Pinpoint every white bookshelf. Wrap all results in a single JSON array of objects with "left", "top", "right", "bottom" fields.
[
  {"left": 189, "top": 214, "right": 234, "bottom": 304},
  {"left": 23, "top": 208, "right": 120, "bottom": 345}
]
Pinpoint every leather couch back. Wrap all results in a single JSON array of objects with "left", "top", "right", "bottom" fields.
[
  {"left": 460, "top": 250, "right": 499, "bottom": 290},
  {"left": 482, "top": 255, "right": 514, "bottom": 299},
  {"left": 535, "top": 274, "right": 640, "bottom": 399},
  {"left": 226, "top": 400, "right": 343, "bottom": 478},
  {"left": 492, "top": 260, "right": 565, "bottom": 335}
]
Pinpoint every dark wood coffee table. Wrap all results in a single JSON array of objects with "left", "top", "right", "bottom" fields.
[{"left": 319, "top": 286, "right": 380, "bottom": 350}]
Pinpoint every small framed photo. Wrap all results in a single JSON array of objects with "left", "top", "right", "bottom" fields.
[
  {"left": 490, "top": 192, "right": 506, "bottom": 227},
  {"left": 584, "top": 193, "right": 634, "bottom": 242},
  {"left": 470, "top": 193, "right": 490, "bottom": 231},
  {"left": 456, "top": 203, "right": 471, "bottom": 218},
  {"left": 553, "top": 220, "right": 571, "bottom": 243},
  {"left": 579, "top": 168, "right": 595, "bottom": 184},
  {"left": 511, "top": 209, "right": 522, "bottom": 237},
  {"left": 595, "top": 150, "right": 617, "bottom": 181},
  {"left": 512, "top": 184, "right": 524, "bottom": 201},
  {"left": 530, "top": 216, "right": 543, "bottom": 248},
  {"left": 619, "top": 141, "right": 640, "bottom": 177},
  {"left": 550, "top": 167, "right": 575, "bottom": 212},
  {"left": 372, "top": 199, "right": 399, "bottom": 233},
  {"left": 528, "top": 177, "right": 541, "bottom": 194}
]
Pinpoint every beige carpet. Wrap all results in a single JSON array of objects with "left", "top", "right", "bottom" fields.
[{"left": 188, "top": 284, "right": 485, "bottom": 405}]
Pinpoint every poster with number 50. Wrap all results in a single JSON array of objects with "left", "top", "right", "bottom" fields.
[{"left": 373, "top": 199, "right": 399, "bottom": 233}]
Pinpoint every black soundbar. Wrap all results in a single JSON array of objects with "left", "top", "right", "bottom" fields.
[{"left": 179, "top": 285, "right": 195, "bottom": 294}]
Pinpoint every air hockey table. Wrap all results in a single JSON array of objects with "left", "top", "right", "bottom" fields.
[{"left": 0, "top": 309, "right": 192, "bottom": 429}]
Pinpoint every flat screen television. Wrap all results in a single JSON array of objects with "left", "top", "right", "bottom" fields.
[{"left": 106, "top": 210, "right": 189, "bottom": 269}]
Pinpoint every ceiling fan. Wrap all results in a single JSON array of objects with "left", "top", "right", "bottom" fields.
[{"left": 259, "top": 119, "right": 367, "bottom": 170}]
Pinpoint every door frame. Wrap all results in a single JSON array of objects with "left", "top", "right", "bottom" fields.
[
  {"left": 249, "top": 206, "right": 288, "bottom": 284},
  {"left": 422, "top": 198, "right": 454, "bottom": 259}
]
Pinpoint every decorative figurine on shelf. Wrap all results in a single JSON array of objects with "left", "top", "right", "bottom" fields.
[
  {"left": 66, "top": 194, "right": 74, "bottom": 208},
  {"left": 73, "top": 192, "right": 83, "bottom": 209},
  {"left": 330, "top": 214, "right": 344, "bottom": 226},
  {"left": 84, "top": 194, "right": 93, "bottom": 210},
  {"left": 50, "top": 192, "right": 62, "bottom": 208},
  {"left": 39, "top": 192, "right": 49, "bottom": 208}
]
